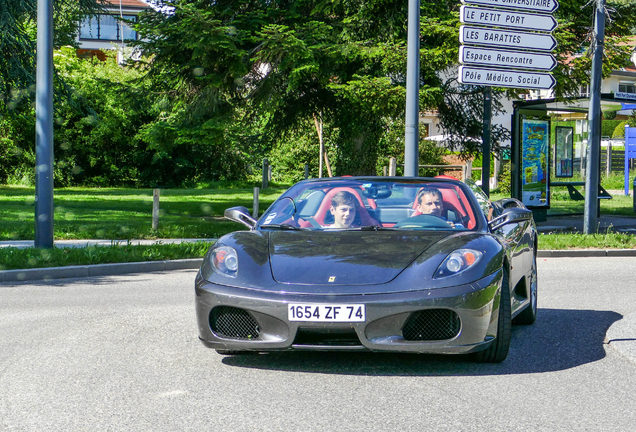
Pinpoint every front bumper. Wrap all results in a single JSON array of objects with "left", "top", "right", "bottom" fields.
[{"left": 195, "top": 269, "right": 503, "bottom": 355}]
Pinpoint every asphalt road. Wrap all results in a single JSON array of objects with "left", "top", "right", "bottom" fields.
[{"left": 1, "top": 258, "right": 636, "bottom": 431}]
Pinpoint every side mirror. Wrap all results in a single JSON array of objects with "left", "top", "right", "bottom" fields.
[
  {"left": 224, "top": 206, "right": 257, "bottom": 230},
  {"left": 489, "top": 207, "right": 533, "bottom": 231}
]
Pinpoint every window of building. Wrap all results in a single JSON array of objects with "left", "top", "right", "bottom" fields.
[
  {"left": 619, "top": 83, "right": 636, "bottom": 94},
  {"left": 79, "top": 14, "right": 137, "bottom": 41},
  {"left": 580, "top": 85, "right": 590, "bottom": 97},
  {"left": 422, "top": 123, "right": 430, "bottom": 138}
]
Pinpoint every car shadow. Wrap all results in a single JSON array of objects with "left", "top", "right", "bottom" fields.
[{"left": 221, "top": 308, "right": 623, "bottom": 376}]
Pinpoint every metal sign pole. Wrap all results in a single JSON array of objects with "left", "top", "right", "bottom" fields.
[
  {"left": 482, "top": 87, "right": 492, "bottom": 197},
  {"left": 34, "top": 0, "right": 54, "bottom": 249},
  {"left": 584, "top": 0, "right": 605, "bottom": 234},
  {"left": 404, "top": 0, "right": 420, "bottom": 177}
]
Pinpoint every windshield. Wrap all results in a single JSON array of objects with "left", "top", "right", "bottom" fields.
[{"left": 258, "top": 178, "right": 484, "bottom": 231}]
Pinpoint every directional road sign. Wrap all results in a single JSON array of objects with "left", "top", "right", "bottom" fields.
[
  {"left": 460, "top": 0, "right": 559, "bottom": 14},
  {"left": 458, "top": 66, "right": 556, "bottom": 89},
  {"left": 459, "top": 46, "right": 557, "bottom": 71},
  {"left": 460, "top": 26, "right": 558, "bottom": 51},
  {"left": 461, "top": 6, "right": 558, "bottom": 32}
]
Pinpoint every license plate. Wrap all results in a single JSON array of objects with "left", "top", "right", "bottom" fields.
[{"left": 287, "top": 304, "right": 366, "bottom": 322}]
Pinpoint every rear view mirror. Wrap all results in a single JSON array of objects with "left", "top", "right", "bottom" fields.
[
  {"left": 489, "top": 207, "right": 533, "bottom": 231},
  {"left": 224, "top": 206, "right": 257, "bottom": 230}
]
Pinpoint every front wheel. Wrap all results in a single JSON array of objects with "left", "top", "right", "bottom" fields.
[{"left": 472, "top": 269, "right": 512, "bottom": 363}]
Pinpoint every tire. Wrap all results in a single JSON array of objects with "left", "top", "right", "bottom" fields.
[
  {"left": 473, "top": 269, "right": 512, "bottom": 363},
  {"left": 514, "top": 253, "right": 538, "bottom": 325}
]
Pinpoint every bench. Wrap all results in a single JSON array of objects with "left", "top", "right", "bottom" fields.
[{"left": 551, "top": 182, "right": 612, "bottom": 201}]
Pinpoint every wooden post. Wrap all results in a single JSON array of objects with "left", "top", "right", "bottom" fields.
[
  {"left": 606, "top": 141, "right": 612, "bottom": 178},
  {"left": 314, "top": 114, "right": 324, "bottom": 178},
  {"left": 389, "top": 157, "right": 397, "bottom": 176},
  {"left": 252, "top": 187, "right": 259, "bottom": 219},
  {"left": 152, "top": 189, "right": 160, "bottom": 230},
  {"left": 324, "top": 152, "right": 333, "bottom": 177},
  {"left": 304, "top": 164, "right": 309, "bottom": 179},
  {"left": 262, "top": 158, "right": 269, "bottom": 189},
  {"left": 383, "top": 166, "right": 387, "bottom": 176}
]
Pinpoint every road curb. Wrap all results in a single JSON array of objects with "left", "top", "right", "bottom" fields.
[
  {"left": 537, "top": 249, "right": 636, "bottom": 258},
  {"left": 0, "top": 259, "right": 203, "bottom": 283}
]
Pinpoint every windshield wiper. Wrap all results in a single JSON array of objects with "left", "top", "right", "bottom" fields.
[{"left": 260, "top": 224, "right": 305, "bottom": 231}]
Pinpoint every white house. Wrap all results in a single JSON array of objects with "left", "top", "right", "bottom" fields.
[{"left": 76, "top": 0, "right": 153, "bottom": 61}]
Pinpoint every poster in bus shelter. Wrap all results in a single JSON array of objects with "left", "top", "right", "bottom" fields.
[
  {"left": 555, "top": 126, "right": 574, "bottom": 178},
  {"left": 521, "top": 119, "right": 549, "bottom": 207}
]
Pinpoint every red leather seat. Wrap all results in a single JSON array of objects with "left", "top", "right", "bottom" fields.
[{"left": 299, "top": 187, "right": 379, "bottom": 227}]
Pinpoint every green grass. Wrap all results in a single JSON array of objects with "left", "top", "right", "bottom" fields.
[
  {"left": 0, "top": 184, "right": 288, "bottom": 241},
  {"left": 0, "top": 242, "right": 212, "bottom": 271},
  {"left": 538, "top": 230, "right": 636, "bottom": 250}
]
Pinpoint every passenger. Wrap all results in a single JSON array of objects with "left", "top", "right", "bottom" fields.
[{"left": 326, "top": 191, "right": 358, "bottom": 228}]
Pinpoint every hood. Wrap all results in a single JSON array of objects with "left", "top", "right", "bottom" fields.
[{"left": 269, "top": 230, "right": 449, "bottom": 285}]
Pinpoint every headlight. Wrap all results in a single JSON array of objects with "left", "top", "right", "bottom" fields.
[
  {"left": 434, "top": 249, "right": 482, "bottom": 279},
  {"left": 210, "top": 246, "right": 238, "bottom": 277}
]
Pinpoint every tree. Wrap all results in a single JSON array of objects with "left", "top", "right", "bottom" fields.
[
  {"left": 132, "top": 0, "right": 636, "bottom": 176},
  {"left": 0, "top": 0, "right": 104, "bottom": 184},
  {"left": 0, "top": 0, "right": 103, "bottom": 94}
]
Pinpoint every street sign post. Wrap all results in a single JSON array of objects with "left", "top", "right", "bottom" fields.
[
  {"left": 458, "top": 0, "right": 559, "bottom": 198},
  {"left": 461, "top": 6, "right": 557, "bottom": 32},
  {"left": 460, "top": 0, "right": 559, "bottom": 13},
  {"left": 459, "top": 66, "right": 556, "bottom": 89},
  {"left": 459, "top": 46, "right": 557, "bottom": 71},
  {"left": 460, "top": 26, "right": 558, "bottom": 51}
]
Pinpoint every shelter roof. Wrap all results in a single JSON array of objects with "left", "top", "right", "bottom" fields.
[{"left": 513, "top": 94, "right": 635, "bottom": 113}]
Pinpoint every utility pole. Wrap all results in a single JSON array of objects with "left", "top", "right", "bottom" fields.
[
  {"left": 34, "top": 0, "right": 54, "bottom": 248},
  {"left": 404, "top": 0, "right": 420, "bottom": 177},
  {"left": 584, "top": 0, "right": 605, "bottom": 234}
]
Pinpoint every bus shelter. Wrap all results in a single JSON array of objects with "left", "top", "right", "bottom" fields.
[{"left": 511, "top": 95, "right": 631, "bottom": 221}]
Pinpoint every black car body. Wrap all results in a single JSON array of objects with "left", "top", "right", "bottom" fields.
[{"left": 195, "top": 177, "right": 538, "bottom": 362}]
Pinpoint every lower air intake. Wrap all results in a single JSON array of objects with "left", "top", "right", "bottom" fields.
[
  {"left": 293, "top": 327, "right": 361, "bottom": 347},
  {"left": 402, "top": 309, "right": 461, "bottom": 341},
  {"left": 210, "top": 306, "right": 260, "bottom": 339}
]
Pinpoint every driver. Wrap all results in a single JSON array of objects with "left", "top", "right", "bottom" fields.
[
  {"left": 326, "top": 191, "right": 358, "bottom": 228},
  {"left": 415, "top": 187, "right": 461, "bottom": 228},
  {"left": 416, "top": 187, "right": 444, "bottom": 217}
]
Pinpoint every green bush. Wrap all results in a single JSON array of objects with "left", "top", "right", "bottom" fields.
[
  {"left": 613, "top": 121, "right": 628, "bottom": 138},
  {"left": 603, "top": 120, "right": 623, "bottom": 137},
  {"left": 494, "top": 161, "right": 511, "bottom": 194},
  {"left": 604, "top": 110, "right": 617, "bottom": 120}
]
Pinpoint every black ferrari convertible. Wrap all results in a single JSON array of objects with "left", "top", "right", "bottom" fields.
[{"left": 195, "top": 177, "right": 538, "bottom": 362}]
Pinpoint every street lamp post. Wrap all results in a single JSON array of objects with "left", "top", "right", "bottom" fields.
[
  {"left": 404, "top": 0, "right": 420, "bottom": 177},
  {"left": 584, "top": 0, "right": 605, "bottom": 234},
  {"left": 34, "top": 0, "right": 55, "bottom": 248}
]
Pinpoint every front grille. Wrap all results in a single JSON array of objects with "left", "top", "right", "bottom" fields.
[
  {"left": 210, "top": 306, "right": 260, "bottom": 339},
  {"left": 402, "top": 309, "right": 461, "bottom": 341},
  {"left": 293, "top": 327, "right": 362, "bottom": 346}
]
